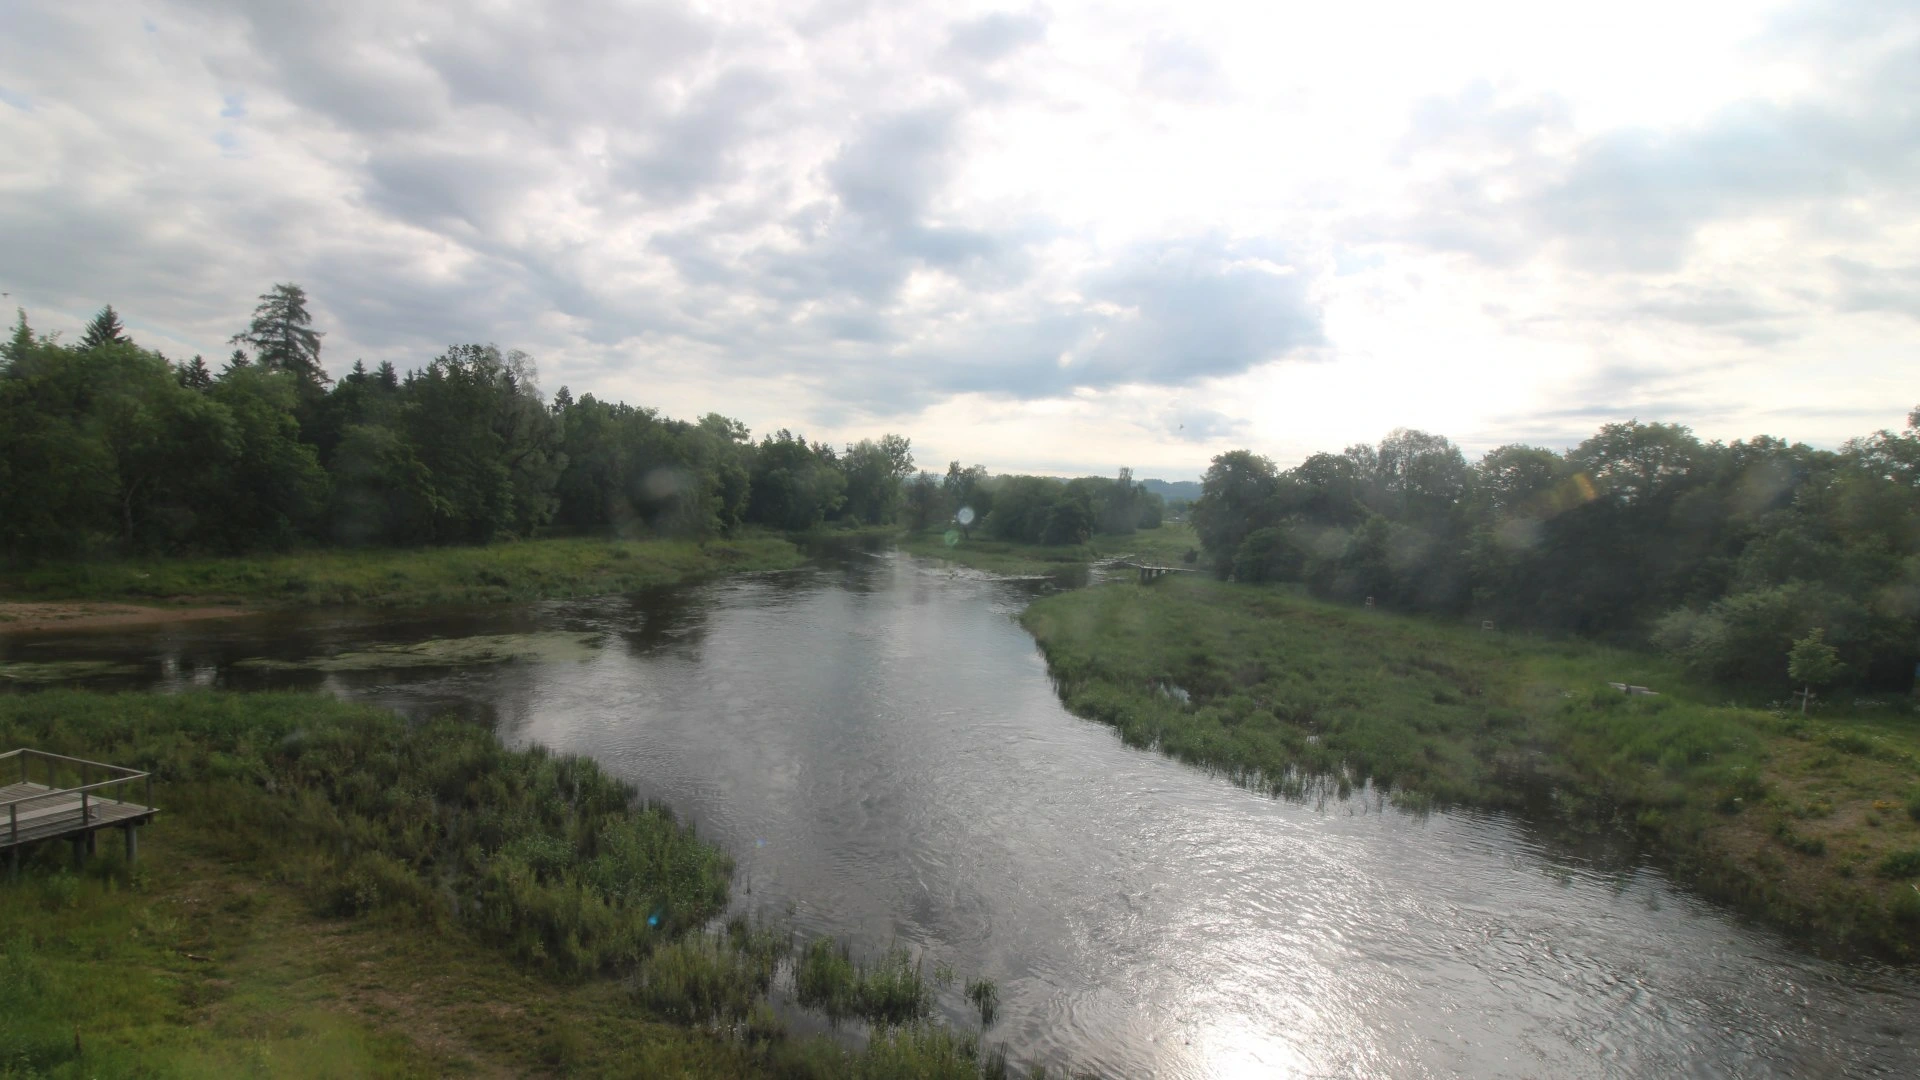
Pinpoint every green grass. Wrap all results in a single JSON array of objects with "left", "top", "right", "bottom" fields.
[
  {"left": 0, "top": 691, "right": 1069, "bottom": 1076},
  {"left": 1021, "top": 576, "right": 1920, "bottom": 958},
  {"left": 0, "top": 533, "right": 806, "bottom": 609},
  {"left": 899, "top": 522, "right": 1200, "bottom": 576}
]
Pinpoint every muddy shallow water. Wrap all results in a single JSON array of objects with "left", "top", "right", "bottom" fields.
[{"left": 7, "top": 545, "right": 1919, "bottom": 1077}]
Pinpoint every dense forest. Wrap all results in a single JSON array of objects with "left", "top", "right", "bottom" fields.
[
  {"left": 0, "top": 285, "right": 1158, "bottom": 559},
  {"left": 1188, "top": 420, "right": 1920, "bottom": 692},
  {"left": 7, "top": 284, "right": 1914, "bottom": 693}
]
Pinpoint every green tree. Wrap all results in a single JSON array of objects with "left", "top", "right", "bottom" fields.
[
  {"left": 1233, "top": 526, "right": 1304, "bottom": 583},
  {"left": 79, "top": 305, "right": 130, "bottom": 350},
  {"left": 176, "top": 354, "right": 213, "bottom": 391},
  {"left": 746, "top": 431, "right": 845, "bottom": 530},
  {"left": 232, "top": 283, "right": 326, "bottom": 387},
  {"left": 902, "top": 471, "right": 948, "bottom": 532},
  {"left": 2, "top": 308, "right": 33, "bottom": 371},
  {"left": 1788, "top": 627, "right": 1845, "bottom": 713},
  {"left": 1191, "top": 450, "right": 1282, "bottom": 576},
  {"left": 840, "top": 434, "right": 915, "bottom": 525},
  {"left": 942, "top": 462, "right": 992, "bottom": 537},
  {"left": 398, "top": 344, "right": 562, "bottom": 542}
]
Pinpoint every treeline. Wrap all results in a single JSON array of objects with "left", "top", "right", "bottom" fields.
[
  {"left": 0, "top": 287, "right": 929, "bottom": 558},
  {"left": 1190, "top": 419, "right": 1920, "bottom": 692},
  {"left": 900, "top": 464, "right": 1163, "bottom": 545}
]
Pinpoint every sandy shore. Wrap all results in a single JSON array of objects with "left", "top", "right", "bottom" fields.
[{"left": 0, "top": 601, "right": 254, "bottom": 636}]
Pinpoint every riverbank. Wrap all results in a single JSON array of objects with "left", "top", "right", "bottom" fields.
[
  {"left": 0, "top": 534, "right": 806, "bottom": 619},
  {"left": 898, "top": 522, "right": 1199, "bottom": 576},
  {"left": 0, "top": 602, "right": 255, "bottom": 636},
  {"left": 0, "top": 691, "right": 1018, "bottom": 1078},
  {"left": 1021, "top": 576, "right": 1920, "bottom": 958}
]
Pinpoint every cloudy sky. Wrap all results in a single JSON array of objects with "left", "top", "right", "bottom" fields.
[{"left": 2, "top": 0, "right": 1915, "bottom": 478}]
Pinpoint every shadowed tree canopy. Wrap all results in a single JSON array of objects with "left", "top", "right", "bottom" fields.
[{"left": 1186, "top": 412, "right": 1920, "bottom": 694}]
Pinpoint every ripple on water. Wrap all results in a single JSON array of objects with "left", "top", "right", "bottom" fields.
[{"left": 10, "top": 549, "right": 1920, "bottom": 1078}]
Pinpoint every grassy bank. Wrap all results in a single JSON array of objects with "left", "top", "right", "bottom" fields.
[
  {"left": 899, "top": 522, "right": 1199, "bottom": 576},
  {"left": 0, "top": 692, "right": 1042, "bottom": 1078},
  {"left": 1021, "top": 577, "right": 1920, "bottom": 957},
  {"left": 0, "top": 534, "right": 806, "bottom": 612}
]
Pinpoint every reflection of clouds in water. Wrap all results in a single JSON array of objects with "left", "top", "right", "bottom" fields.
[{"left": 14, "top": 548, "right": 1920, "bottom": 1077}]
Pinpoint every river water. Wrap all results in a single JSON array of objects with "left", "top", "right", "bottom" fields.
[{"left": 6, "top": 543, "right": 1918, "bottom": 1077}]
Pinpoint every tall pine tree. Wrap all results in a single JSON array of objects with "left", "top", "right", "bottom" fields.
[
  {"left": 177, "top": 354, "right": 214, "bottom": 390},
  {"left": 231, "top": 283, "right": 326, "bottom": 386},
  {"left": 79, "top": 304, "right": 130, "bottom": 350}
]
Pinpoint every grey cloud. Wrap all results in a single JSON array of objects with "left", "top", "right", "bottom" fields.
[
  {"left": 1830, "top": 257, "right": 1920, "bottom": 319},
  {"left": 1388, "top": 6, "right": 1920, "bottom": 275},
  {"left": 828, "top": 107, "right": 963, "bottom": 225},
  {"left": 917, "top": 238, "right": 1322, "bottom": 403},
  {"left": 1161, "top": 407, "right": 1250, "bottom": 443},
  {"left": 197, "top": 1, "right": 450, "bottom": 132},
  {"left": 649, "top": 105, "right": 1019, "bottom": 318},
  {"left": 362, "top": 146, "right": 550, "bottom": 232},
  {"left": 1629, "top": 284, "right": 1800, "bottom": 344},
  {"left": 945, "top": 11, "right": 1047, "bottom": 63},
  {"left": 8, "top": 0, "right": 1320, "bottom": 430},
  {"left": 416, "top": 0, "right": 715, "bottom": 127}
]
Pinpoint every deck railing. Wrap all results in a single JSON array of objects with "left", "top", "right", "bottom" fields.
[{"left": 1, "top": 748, "right": 153, "bottom": 850}]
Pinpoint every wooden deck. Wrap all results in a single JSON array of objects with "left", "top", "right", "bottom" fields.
[
  {"left": 3, "top": 749, "right": 157, "bottom": 873},
  {"left": 1119, "top": 561, "right": 1198, "bottom": 584},
  {"left": 2, "top": 781, "right": 157, "bottom": 847}
]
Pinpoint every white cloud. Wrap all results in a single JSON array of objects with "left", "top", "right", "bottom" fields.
[{"left": 1, "top": 0, "right": 1915, "bottom": 479}]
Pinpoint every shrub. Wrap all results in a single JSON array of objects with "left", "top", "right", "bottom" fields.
[
  {"left": 633, "top": 933, "right": 764, "bottom": 1025},
  {"left": 1231, "top": 527, "right": 1304, "bottom": 584},
  {"left": 1878, "top": 850, "right": 1920, "bottom": 880}
]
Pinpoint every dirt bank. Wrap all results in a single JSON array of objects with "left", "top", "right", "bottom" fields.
[{"left": 0, "top": 601, "right": 253, "bottom": 636}]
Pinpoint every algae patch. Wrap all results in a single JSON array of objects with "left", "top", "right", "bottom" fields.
[
  {"left": 0, "top": 660, "right": 149, "bottom": 683},
  {"left": 235, "top": 632, "right": 606, "bottom": 672}
]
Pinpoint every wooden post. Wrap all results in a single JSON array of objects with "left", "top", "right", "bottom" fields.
[
  {"left": 85, "top": 830, "right": 96, "bottom": 856},
  {"left": 72, "top": 836, "right": 85, "bottom": 869},
  {"left": 123, "top": 824, "right": 137, "bottom": 867},
  {"left": 7, "top": 844, "right": 17, "bottom": 883}
]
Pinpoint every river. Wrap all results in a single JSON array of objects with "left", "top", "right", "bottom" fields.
[{"left": 6, "top": 542, "right": 1918, "bottom": 1077}]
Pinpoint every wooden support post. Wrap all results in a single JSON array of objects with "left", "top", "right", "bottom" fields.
[
  {"left": 72, "top": 836, "right": 85, "bottom": 869},
  {"left": 8, "top": 844, "right": 17, "bottom": 883},
  {"left": 123, "top": 824, "right": 138, "bottom": 867},
  {"left": 85, "top": 830, "right": 96, "bottom": 856}
]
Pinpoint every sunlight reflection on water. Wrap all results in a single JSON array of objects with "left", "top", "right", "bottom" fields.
[{"left": 7, "top": 544, "right": 1919, "bottom": 1077}]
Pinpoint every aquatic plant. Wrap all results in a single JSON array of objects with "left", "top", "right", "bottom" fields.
[
  {"left": 795, "top": 938, "right": 931, "bottom": 1027},
  {"left": 965, "top": 976, "right": 999, "bottom": 1027}
]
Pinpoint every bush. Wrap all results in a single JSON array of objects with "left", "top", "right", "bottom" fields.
[
  {"left": 1231, "top": 527, "right": 1304, "bottom": 583},
  {"left": 0, "top": 691, "right": 732, "bottom": 979},
  {"left": 1879, "top": 850, "right": 1920, "bottom": 880}
]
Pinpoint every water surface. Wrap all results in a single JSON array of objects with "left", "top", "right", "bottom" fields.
[{"left": 7, "top": 545, "right": 1918, "bottom": 1077}]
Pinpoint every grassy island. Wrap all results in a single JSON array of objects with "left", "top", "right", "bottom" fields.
[
  {"left": 1021, "top": 576, "right": 1920, "bottom": 958},
  {"left": 898, "top": 522, "right": 1200, "bottom": 577}
]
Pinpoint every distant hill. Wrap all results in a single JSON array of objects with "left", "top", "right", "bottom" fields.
[{"left": 1141, "top": 478, "right": 1202, "bottom": 503}]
